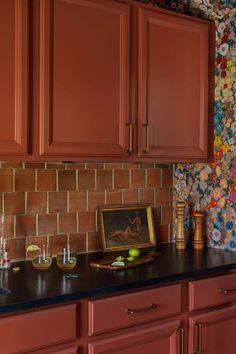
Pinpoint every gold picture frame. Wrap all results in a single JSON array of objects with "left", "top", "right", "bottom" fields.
[{"left": 98, "top": 204, "right": 156, "bottom": 252}]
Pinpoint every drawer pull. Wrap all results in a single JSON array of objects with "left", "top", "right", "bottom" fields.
[
  {"left": 220, "top": 288, "right": 236, "bottom": 294},
  {"left": 177, "top": 327, "right": 184, "bottom": 354},
  {"left": 126, "top": 122, "right": 133, "bottom": 153},
  {"left": 126, "top": 303, "right": 158, "bottom": 314},
  {"left": 194, "top": 322, "right": 202, "bottom": 354}
]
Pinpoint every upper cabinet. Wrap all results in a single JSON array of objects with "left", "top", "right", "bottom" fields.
[
  {"left": 0, "top": 0, "right": 29, "bottom": 156},
  {"left": 136, "top": 7, "right": 214, "bottom": 161},
  {"left": 37, "top": 0, "right": 131, "bottom": 158},
  {"left": 0, "top": 0, "right": 214, "bottom": 162},
  {"left": 35, "top": 0, "right": 214, "bottom": 162}
]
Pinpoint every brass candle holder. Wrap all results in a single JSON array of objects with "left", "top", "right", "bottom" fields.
[
  {"left": 193, "top": 212, "right": 204, "bottom": 250},
  {"left": 175, "top": 201, "right": 186, "bottom": 250}
]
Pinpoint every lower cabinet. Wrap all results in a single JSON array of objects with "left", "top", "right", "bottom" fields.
[
  {"left": 88, "top": 271, "right": 236, "bottom": 354},
  {"left": 50, "top": 347, "right": 79, "bottom": 354},
  {"left": 0, "top": 304, "right": 77, "bottom": 354},
  {"left": 88, "top": 320, "right": 183, "bottom": 354},
  {"left": 189, "top": 305, "right": 236, "bottom": 354},
  {"left": 2, "top": 271, "right": 236, "bottom": 354}
]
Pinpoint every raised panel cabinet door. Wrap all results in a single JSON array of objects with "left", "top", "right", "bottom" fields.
[
  {"left": 38, "top": 0, "right": 131, "bottom": 158},
  {"left": 50, "top": 347, "right": 78, "bottom": 354},
  {"left": 88, "top": 320, "right": 184, "bottom": 354},
  {"left": 0, "top": 0, "right": 29, "bottom": 155},
  {"left": 137, "top": 7, "right": 213, "bottom": 161},
  {"left": 189, "top": 305, "right": 236, "bottom": 354}
]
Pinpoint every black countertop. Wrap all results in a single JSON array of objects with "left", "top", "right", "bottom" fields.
[{"left": 1, "top": 244, "right": 236, "bottom": 315}]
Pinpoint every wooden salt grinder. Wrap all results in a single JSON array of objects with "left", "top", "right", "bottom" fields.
[
  {"left": 175, "top": 201, "right": 186, "bottom": 250},
  {"left": 193, "top": 212, "right": 204, "bottom": 250}
]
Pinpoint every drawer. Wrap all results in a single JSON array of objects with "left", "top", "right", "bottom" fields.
[
  {"left": 88, "top": 284, "right": 181, "bottom": 335},
  {"left": 189, "top": 272, "right": 236, "bottom": 311},
  {"left": 0, "top": 304, "right": 76, "bottom": 354}
]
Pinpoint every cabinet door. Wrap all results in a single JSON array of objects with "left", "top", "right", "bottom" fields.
[
  {"left": 38, "top": 0, "right": 131, "bottom": 158},
  {"left": 88, "top": 320, "right": 183, "bottom": 354},
  {"left": 137, "top": 7, "right": 212, "bottom": 160},
  {"left": 0, "top": 0, "right": 29, "bottom": 156},
  {"left": 189, "top": 305, "right": 236, "bottom": 354},
  {"left": 50, "top": 347, "right": 78, "bottom": 354}
]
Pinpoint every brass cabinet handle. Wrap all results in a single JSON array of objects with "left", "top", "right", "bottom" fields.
[
  {"left": 142, "top": 123, "right": 149, "bottom": 153},
  {"left": 126, "top": 123, "right": 133, "bottom": 153},
  {"left": 177, "top": 327, "right": 184, "bottom": 354},
  {"left": 126, "top": 303, "right": 158, "bottom": 314},
  {"left": 194, "top": 322, "right": 202, "bottom": 354},
  {"left": 220, "top": 288, "right": 236, "bottom": 294}
]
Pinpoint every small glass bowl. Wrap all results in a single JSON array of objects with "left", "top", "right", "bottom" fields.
[
  {"left": 56, "top": 246, "right": 77, "bottom": 271},
  {"left": 32, "top": 245, "right": 52, "bottom": 270}
]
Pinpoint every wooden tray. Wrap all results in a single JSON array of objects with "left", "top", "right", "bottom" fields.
[{"left": 90, "top": 255, "right": 158, "bottom": 270}]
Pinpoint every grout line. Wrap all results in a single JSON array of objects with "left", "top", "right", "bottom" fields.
[
  {"left": 85, "top": 232, "right": 88, "bottom": 252},
  {"left": 56, "top": 213, "right": 59, "bottom": 234},
  {"left": 94, "top": 170, "right": 97, "bottom": 190},
  {"left": 76, "top": 212, "right": 79, "bottom": 233},
  {"left": 34, "top": 169, "right": 37, "bottom": 192},
  {"left": 25, "top": 192, "right": 28, "bottom": 214},
  {"left": 56, "top": 170, "right": 58, "bottom": 192},
  {"left": 86, "top": 190, "right": 88, "bottom": 211},
  {"left": 36, "top": 214, "right": 38, "bottom": 236},
  {"left": 75, "top": 169, "right": 78, "bottom": 190},
  {"left": 67, "top": 191, "right": 69, "bottom": 212},
  {"left": 95, "top": 210, "right": 98, "bottom": 231},
  {"left": 13, "top": 215, "right": 16, "bottom": 238},
  {"left": 12, "top": 169, "right": 15, "bottom": 192},
  {"left": 35, "top": 170, "right": 38, "bottom": 192},
  {"left": 112, "top": 169, "right": 114, "bottom": 190},
  {"left": 46, "top": 191, "right": 49, "bottom": 213}
]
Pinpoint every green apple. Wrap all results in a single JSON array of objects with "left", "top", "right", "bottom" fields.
[
  {"left": 126, "top": 256, "right": 136, "bottom": 262},
  {"left": 128, "top": 248, "right": 140, "bottom": 258},
  {"left": 115, "top": 255, "right": 125, "bottom": 262}
]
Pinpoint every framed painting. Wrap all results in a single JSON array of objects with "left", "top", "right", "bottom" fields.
[{"left": 98, "top": 204, "right": 156, "bottom": 252}]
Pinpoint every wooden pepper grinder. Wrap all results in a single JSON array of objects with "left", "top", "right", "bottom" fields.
[
  {"left": 175, "top": 201, "right": 186, "bottom": 250},
  {"left": 193, "top": 212, "right": 204, "bottom": 250}
]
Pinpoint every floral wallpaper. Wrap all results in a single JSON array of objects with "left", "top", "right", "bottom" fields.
[
  {"left": 136, "top": 0, "right": 236, "bottom": 249},
  {"left": 169, "top": 0, "right": 236, "bottom": 249}
]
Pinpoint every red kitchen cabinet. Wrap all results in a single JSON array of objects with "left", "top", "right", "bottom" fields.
[
  {"left": 88, "top": 320, "right": 183, "bottom": 354},
  {"left": 35, "top": 0, "right": 213, "bottom": 162},
  {"left": 49, "top": 347, "right": 78, "bottom": 354},
  {"left": 0, "top": 0, "right": 213, "bottom": 161},
  {"left": 0, "top": 0, "right": 29, "bottom": 156},
  {"left": 189, "top": 305, "right": 236, "bottom": 354},
  {"left": 37, "top": 0, "right": 131, "bottom": 158},
  {"left": 136, "top": 6, "right": 214, "bottom": 161},
  {"left": 0, "top": 304, "right": 76, "bottom": 354}
]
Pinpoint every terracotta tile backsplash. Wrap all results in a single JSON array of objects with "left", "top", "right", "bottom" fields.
[{"left": 0, "top": 162, "right": 173, "bottom": 260}]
